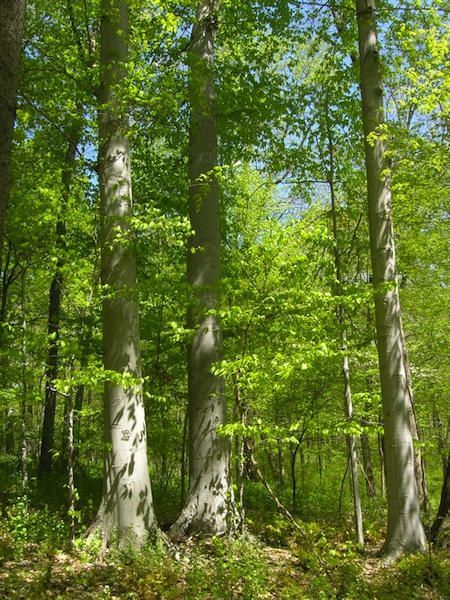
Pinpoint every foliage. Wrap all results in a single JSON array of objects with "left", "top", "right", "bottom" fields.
[
  {"left": 0, "top": 0, "right": 449, "bottom": 594},
  {"left": 1, "top": 495, "right": 450, "bottom": 599}
]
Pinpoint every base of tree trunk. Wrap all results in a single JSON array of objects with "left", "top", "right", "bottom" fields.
[
  {"left": 168, "top": 486, "right": 231, "bottom": 540},
  {"left": 381, "top": 532, "right": 426, "bottom": 563},
  {"left": 86, "top": 493, "right": 157, "bottom": 551}
]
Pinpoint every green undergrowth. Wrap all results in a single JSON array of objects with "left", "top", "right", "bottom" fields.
[{"left": 1, "top": 494, "right": 450, "bottom": 599}]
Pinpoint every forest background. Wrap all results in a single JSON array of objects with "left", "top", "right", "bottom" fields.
[{"left": 0, "top": 0, "right": 450, "bottom": 598}]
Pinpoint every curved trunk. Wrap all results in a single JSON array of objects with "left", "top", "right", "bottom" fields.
[
  {"left": 88, "top": 0, "right": 157, "bottom": 548},
  {"left": 169, "top": 0, "right": 231, "bottom": 538},
  {"left": 356, "top": 0, "right": 426, "bottom": 559}
]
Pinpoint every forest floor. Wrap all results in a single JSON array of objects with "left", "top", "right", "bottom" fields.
[
  {"left": 1, "top": 469, "right": 449, "bottom": 599},
  {"left": 1, "top": 519, "right": 450, "bottom": 600}
]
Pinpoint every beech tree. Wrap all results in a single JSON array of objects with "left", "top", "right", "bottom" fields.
[
  {"left": 169, "top": 0, "right": 232, "bottom": 538},
  {"left": 356, "top": 0, "right": 426, "bottom": 559},
  {"left": 88, "top": 0, "right": 157, "bottom": 548},
  {"left": 1, "top": 0, "right": 449, "bottom": 571}
]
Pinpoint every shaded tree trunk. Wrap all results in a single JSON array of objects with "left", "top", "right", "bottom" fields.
[
  {"left": 360, "top": 427, "right": 376, "bottom": 497},
  {"left": 5, "top": 407, "right": 14, "bottom": 455},
  {"left": 39, "top": 222, "right": 64, "bottom": 477},
  {"left": 169, "top": 0, "right": 231, "bottom": 538},
  {"left": 0, "top": 0, "right": 26, "bottom": 275},
  {"left": 430, "top": 452, "right": 450, "bottom": 543},
  {"left": 356, "top": 0, "right": 426, "bottom": 559},
  {"left": 0, "top": 241, "right": 21, "bottom": 325},
  {"left": 403, "top": 342, "right": 429, "bottom": 512},
  {"left": 87, "top": 0, "right": 157, "bottom": 549},
  {"left": 39, "top": 121, "right": 80, "bottom": 478},
  {"left": 361, "top": 380, "right": 376, "bottom": 497},
  {"left": 378, "top": 428, "right": 385, "bottom": 497},
  {"left": 433, "top": 407, "right": 450, "bottom": 476}
]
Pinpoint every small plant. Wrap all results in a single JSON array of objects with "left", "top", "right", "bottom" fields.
[{"left": 5, "top": 496, "right": 67, "bottom": 557}]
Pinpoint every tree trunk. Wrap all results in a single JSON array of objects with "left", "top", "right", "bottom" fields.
[
  {"left": 169, "top": 0, "right": 231, "bottom": 538},
  {"left": 378, "top": 428, "right": 385, "bottom": 497},
  {"left": 87, "top": 0, "right": 157, "bottom": 549},
  {"left": 402, "top": 341, "right": 429, "bottom": 511},
  {"left": 21, "top": 269, "right": 28, "bottom": 497},
  {"left": 0, "top": 0, "right": 26, "bottom": 276},
  {"left": 327, "top": 111, "right": 364, "bottom": 550},
  {"left": 433, "top": 407, "right": 450, "bottom": 476},
  {"left": 356, "top": 0, "right": 426, "bottom": 559},
  {"left": 39, "top": 222, "right": 64, "bottom": 478},
  {"left": 39, "top": 118, "right": 80, "bottom": 478},
  {"left": 360, "top": 428, "right": 376, "bottom": 497},
  {"left": 67, "top": 388, "right": 75, "bottom": 545},
  {"left": 5, "top": 407, "right": 14, "bottom": 455},
  {"left": 430, "top": 452, "right": 450, "bottom": 543}
]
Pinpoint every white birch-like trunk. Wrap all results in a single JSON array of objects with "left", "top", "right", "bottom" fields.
[
  {"left": 169, "top": 0, "right": 231, "bottom": 538},
  {"left": 88, "top": 0, "right": 157, "bottom": 549},
  {"left": 0, "top": 0, "right": 26, "bottom": 275},
  {"left": 356, "top": 0, "right": 426, "bottom": 559}
]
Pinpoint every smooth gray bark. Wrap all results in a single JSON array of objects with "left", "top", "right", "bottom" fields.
[
  {"left": 356, "top": 0, "right": 426, "bottom": 559},
  {"left": 88, "top": 0, "right": 157, "bottom": 548},
  {"left": 169, "top": 0, "right": 231, "bottom": 538},
  {"left": 0, "top": 0, "right": 26, "bottom": 275}
]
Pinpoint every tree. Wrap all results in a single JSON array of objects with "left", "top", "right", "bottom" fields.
[
  {"left": 169, "top": 0, "right": 232, "bottom": 538},
  {"left": 0, "top": 0, "right": 26, "bottom": 275},
  {"left": 88, "top": 0, "right": 157, "bottom": 548},
  {"left": 39, "top": 123, "right": 81, "bottom": 479},
  {"left": 356, "top": 0, "right": 426, "bottom": 559},
  {"left": 326, "top": 109, "right": 364, "bottom": 551},
  {"left": 430, "top": 451, "right": 450, "bottom": 542}
]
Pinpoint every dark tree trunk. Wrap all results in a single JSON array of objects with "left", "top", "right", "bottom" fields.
[
  {"left": 430, "top": 452, "right": 450, "bottom": 543},
  {"left": 360, "top": 428, "right": 376, "bottom": 497},
  {"left": 39, "top": 121, "right": 80, "bottom": 478},
  {"left": 0, "top": 0, "right": 26, "bottom": 275}
]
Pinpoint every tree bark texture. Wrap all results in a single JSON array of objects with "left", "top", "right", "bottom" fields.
[
  {"left": 89, "top": 0, "right": 157, "bottom": 548},
  {"left": 169, "top": 0, "right": 231, "bottom": 538},
  {"left": 356, "top": 0, "right": 426, "bottom": 558},
  {"left": 0, "top": 0, "right": 26, "bottom": 275}
]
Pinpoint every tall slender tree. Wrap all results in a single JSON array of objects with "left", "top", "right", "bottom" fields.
[
  {"left": 169, "top": 0, "right": 232, "bottom": 538},
  {"left": 88, "top": 0, "right": 157, "bottom": 548},
  {"left": 0, "top": 0, "right": 26, "bottom": 275},
  {"left": 356, "top": 0, "right": 426, "bottom": 559},
  {"left": 326, "top": 112, "right": 364, "bottom": 551},
  {"left": 39, "top": 124, "right": 81, "bottom": 479}
]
